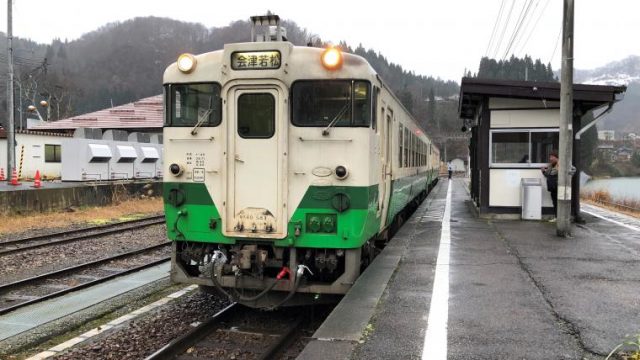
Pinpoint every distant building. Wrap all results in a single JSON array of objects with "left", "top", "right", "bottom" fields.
[
  {"left": 1, "top": 95, "right": 164, "bottom": 180},
  {"left": 31, "top": 95, "right": 163, "bottom": 133},
  {"left": 449, "top": 158, "right": 466, "bottom": 172},
  {"left": 598, "top": 130, "right": 615, "bottom": 141},
  {"left": 0, "top": 129, "right": 72, "bottom": 179},
  {"left": 616, "top": 146, "right": 633, "bottom": 161},
  {"left": 597, "top": 144, "right": 616, "bottom": 161}
]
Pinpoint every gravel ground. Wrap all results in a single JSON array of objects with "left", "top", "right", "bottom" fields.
[
  {"left": 51, "top": 295, "right": 332, "bottom": 360},
  {"left": 52, "top": 290, "right": 230, "bottom": 360},
  {"left": 0, "top": 212, "right": 164, "bottom": 243},
  {"left": 0, "top": 224, "right": 168, "bottom": 285}
]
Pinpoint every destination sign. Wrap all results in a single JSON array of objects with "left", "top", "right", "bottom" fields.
[{"left": 231, "top": 51, "right": 281, "bottom": 70}]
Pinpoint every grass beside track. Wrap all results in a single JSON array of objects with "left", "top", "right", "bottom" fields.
[{"left": 0, "top": 197, "right": 164, "bottom": 235}]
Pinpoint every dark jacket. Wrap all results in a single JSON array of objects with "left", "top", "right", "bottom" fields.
[{"left": 542, "top": 164, "right": 558, "bottom": 192}]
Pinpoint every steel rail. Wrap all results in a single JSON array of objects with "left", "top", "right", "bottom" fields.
[
  {"left": 0, "top": 215, "right": 166, "bottom": 256},
  {"left": 144, "top": 303, "right": 240, "bottom": 360},
  {"left": 258, "top": 316, "right": 305, "bottom": 360},
  {"left": 0, "top": 242, "right": 171, "bottom": 316}
]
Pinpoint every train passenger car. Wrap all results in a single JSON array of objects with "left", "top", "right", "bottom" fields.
[{"left": 162, "top": 15, "right": 440, "bottom": 308}]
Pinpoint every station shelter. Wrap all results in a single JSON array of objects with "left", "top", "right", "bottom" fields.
[{"left": 458, "top": 78, "right": 625, "bottom": 219}]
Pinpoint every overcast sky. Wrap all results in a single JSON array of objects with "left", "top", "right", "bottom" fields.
[{"left": 2, "top": 0, "right": 639, "bottom": 81}]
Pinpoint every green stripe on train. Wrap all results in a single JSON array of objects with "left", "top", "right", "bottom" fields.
[{"left": 163, "top": 172, "right": 434, "bottom": 249}]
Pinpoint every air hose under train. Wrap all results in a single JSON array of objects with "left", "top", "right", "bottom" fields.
[{"left": 208, "top": 251, "right": 312, "bottom": 308}]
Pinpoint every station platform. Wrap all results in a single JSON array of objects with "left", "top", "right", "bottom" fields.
[{"left": 299, "top": 178, "right": 640, "bottom": 359}]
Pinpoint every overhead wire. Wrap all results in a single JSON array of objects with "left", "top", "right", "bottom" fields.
[
  {"left": 492, "top": 0, "right": 516, "bottom": 58},
  {"left": 485, "top": 0, "right": 506, "bottom": 57},
  {"left": 549, "top": 26, "right": 562, "bottom": 65},
  {"left": 515, "top": 0, "right": 551, "bottom": 56},
  {"left": 510, "top": 0, "right": 541, "bottom": 56},
  {"left": 501, "top": 0, "right": 535, "bottom": 60}
]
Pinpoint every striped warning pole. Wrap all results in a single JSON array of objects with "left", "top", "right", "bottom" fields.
[{"left": 18, "top": 144, "right": 25, "bottom": 179}]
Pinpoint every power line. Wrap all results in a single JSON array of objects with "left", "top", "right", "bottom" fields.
[
  {"left": 501, "top": 0, "right": 535, "bottom": 60},
  {"left": 549, "top": 25, "right": 562, "bottom": 64},
  {"left": 510, "top": 0, "right": 541, "bottom": 56},
  {"left": 515, "top": 0, "right": 551, "bottom": 56},
  {"left": 492, "top": 0, "right": 516, "bottom": 58},
  {"left": 485, "top": 0, "right": 506, "bottom": 57}
]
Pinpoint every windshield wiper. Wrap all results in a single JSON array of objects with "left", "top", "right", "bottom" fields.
[
  {"left": 321, "top": 102, "right": 350, "bottom": 136},
  {"left": 191, "top": 108, "right": 213, "bottom": 135}
]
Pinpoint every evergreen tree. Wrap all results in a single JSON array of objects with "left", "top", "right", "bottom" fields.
[
  {"left": 427, "top": 88, "right": 436, "bottom": 129},
  {"left": 476, "top": 56, "right": 556, "bottom": 81}
]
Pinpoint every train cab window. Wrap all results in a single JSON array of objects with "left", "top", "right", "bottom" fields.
[
  {"left": 292, "top": 80, "right": 371, "bottom": 127},
  {"left": 237, "top": 93, "right": 276, "bottom": 138},
  {"left": 166, "top": 83, "right": 221, "bottom": 127}
]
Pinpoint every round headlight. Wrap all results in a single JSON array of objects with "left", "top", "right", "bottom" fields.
[
  {"left": 169, "top": 163, "right": 183, "bottom": 176},
  {"left": 335, "top": 165, "right": 348, "bottom": 180},
  {"left": 321, "top": 47, "right": 343, "bottom": 70},
  {"left": 177, "top": 53, "right": 197, "bottom": 73}
]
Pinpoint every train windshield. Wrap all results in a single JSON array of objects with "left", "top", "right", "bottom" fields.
[
  {"left": 292, "top": 80, "right": 371, "bottom": 127},
  {"left": 165, "top": 83, "right": 222, "bottom": 127}
]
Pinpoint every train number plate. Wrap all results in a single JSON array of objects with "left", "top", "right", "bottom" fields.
[{"left": 192, "top": 168, "right": 205, "bottom": 182}]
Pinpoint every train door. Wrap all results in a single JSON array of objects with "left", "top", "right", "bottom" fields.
[
  {"left": 379, "top": 108, "right": 393, "bottom": 230},
  {"left": 225, "top": 86, "right": 286, "bottom": 238}
]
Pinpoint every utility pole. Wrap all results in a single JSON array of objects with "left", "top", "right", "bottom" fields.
[
  {"left": 557, "top": 0, "right": 574, "bottom": 237},
  {"left": 6, "top": 0, "right": 16, "bottom": 181}
]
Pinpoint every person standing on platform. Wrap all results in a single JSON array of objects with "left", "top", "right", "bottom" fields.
[
  {"left": 447, "top": 162, "right": 453, "bottom": 180},
  {"left": 541, "top": 151, "right": 559, "bottom": 222}
]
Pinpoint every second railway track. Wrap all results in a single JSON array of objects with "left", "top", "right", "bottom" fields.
[
  {"left": 0, "top": 214, "right": 166, "bottom": 256},
  {"left": 0, "top": 242, "right": 171, "bottom": 316}
]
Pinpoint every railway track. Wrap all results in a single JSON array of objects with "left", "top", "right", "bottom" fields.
[
  {"left": 0, "top": 242, "right": 171, "bottom": 316},
  {"left": 146, "top": 303, "right": 307, "bottom": 360},
  {"left": 0, "top": 215, "right": 166, "bottom": 256}
]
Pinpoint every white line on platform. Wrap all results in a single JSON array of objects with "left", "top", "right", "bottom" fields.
[
  {"left": 25, "top": 285, "right": 198, "bottom": 360},
  {"left": 422, "top": 179, "right": 452, "bottom": 360},
  {"left": 582, "top": 208, "right": 640, "bottom": 232}
]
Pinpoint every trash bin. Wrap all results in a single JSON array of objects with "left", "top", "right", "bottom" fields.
[{"left": 521, "top": 178, "right": 542, "bottom": 220}]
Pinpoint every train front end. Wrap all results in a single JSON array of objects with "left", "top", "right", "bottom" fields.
[{"left": 163, "top": 21, "right": 381, "bottom": 308}]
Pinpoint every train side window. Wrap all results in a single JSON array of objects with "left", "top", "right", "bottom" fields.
[
  {"left": 237, "top": 93, "right": 276, "bottom": 139},
  {"left": 403, "top": 127, "right": 409, "bottom": 168},
  {"left": 167, "top": 83, "right": 222, "bottom": 127},
  {"left": 409, "top": 133, "right": 413, "bottom": 168},
  {"left": 413, "top": 135, "right": 417, "bottom": 167},
  {"left": 371, "top": 87, "right": 378, "bottom": 132},
  {"left": 398, "top": 124, "right": 404, "bottom": 168}
]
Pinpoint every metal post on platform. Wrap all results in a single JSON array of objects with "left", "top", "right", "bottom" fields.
[
  {"left": 6, "top": 0, "right": 16, "bottom": 182},
  {"left": 557, "top": 0, "right": 574, "bottom": 237}
]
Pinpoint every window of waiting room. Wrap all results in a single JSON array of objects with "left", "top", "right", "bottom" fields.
[{"left": 490, "top": 129, "right": 559, "bottom": 167}]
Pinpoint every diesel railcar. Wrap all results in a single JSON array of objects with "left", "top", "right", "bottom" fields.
[{"left": 163, "top": 15, "right": 440, "bottom": 308}]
